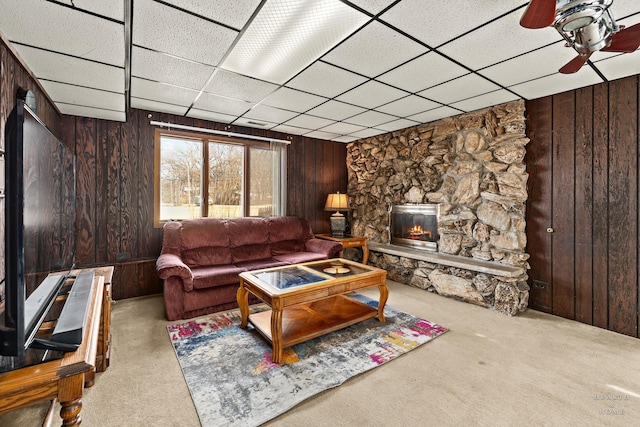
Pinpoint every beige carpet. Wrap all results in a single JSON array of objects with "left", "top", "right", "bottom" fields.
[{"left": 1, "top": 281, "right": 638, "bottom": 426}]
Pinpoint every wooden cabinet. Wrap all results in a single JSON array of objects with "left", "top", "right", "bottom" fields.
[{"left": 0, "top": 266, "right": 113, "bottom": 425}]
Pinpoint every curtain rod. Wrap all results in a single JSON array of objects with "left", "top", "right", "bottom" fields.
[{"left": 149, "top": 121, "right": 291, "bottom": 145}]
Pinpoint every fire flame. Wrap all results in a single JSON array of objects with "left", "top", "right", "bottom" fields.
[{"left": 408, "top": 225, "right": 432, "bottom": 240}]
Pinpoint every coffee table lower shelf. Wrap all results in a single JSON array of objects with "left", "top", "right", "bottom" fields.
[{"left": 248, "top": 294, "right": 378, "bottom": 356}]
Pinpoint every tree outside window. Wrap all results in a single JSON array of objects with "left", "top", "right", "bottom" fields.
[{"left": 154, "top": 130, "right": 283, "bottom": 226}]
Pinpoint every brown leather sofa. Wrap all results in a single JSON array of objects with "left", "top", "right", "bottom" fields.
[{"left": 156, "top": 216, "right": 342, "bottom": 320}]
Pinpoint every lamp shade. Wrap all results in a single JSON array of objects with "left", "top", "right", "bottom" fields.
[{"left": 324, "top": 192, "right": 349, "bottom": 212}]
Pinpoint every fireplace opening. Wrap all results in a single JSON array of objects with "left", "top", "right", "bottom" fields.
[{"left": 390, "top": 204, "right": 438, "bottom": 251}]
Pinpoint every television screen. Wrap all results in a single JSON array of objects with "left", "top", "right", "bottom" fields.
[{"left": 0, "top": 99, "right": 76, "bottom": 359}]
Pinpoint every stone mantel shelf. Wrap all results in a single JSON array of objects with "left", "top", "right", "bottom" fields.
[{"left": 368, "top": 242, "right": 525, "bottom": 278}]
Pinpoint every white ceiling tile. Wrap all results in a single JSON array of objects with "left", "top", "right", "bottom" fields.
[
  {"left": 408, "top": 106, "right": 463, "bottom": 124},
  {"left": 131, "top": 98, "right": 189, "bottom": 116},
  {"left": 349, "top": 128, "right": 386, "bottom": 138},
  {"left": 0, "top": 0, "right": 124, "bottom": 66},
  {"left": 377, "top": 51, "right": 468, "bottom": 93},
  {"left": 480, "top": 41, "right": 580, "bottom": 88},
  {"left": 204, "top": 69, "right": 278, "bottom": 102},
  {"left": 419, "top": 74, "right": 500, "bottom": 105},
  {"left": 449, "top": 90, "right": 520, "bottom": 112},
  {"left": 133, "top": 0, "right": 238, "bottom": 66},
  {"left": 41, "top": 81, "right": 124, "bottom": 111},
  {"left": 57, "top": 104, "right": 126, "bottom": 121},
  {"left": 509, "top": 71, "right": 606, "bottom": 101},
  {"left": 345, "top": 110, "right": 397, "bottom": 127},
  {"left": 347, "top": 0, "right": 397, "bottom": 15},
  {"left": 440, "top": 10, "right": 562, "bottom": 70},
  {"left": 306, "top": 100, "right": 367, "bottom": 121},
  {"left": 167, "top": 0, "right": 263, "bottom": 29},
  {"left": 242, "top": 104, "right": 300, "bottom": 123},
  {"left": 131, "top": 47, "right": 215, "bottom": 91},
  {"left": 15, "top": 45, "right": 123, "bottom": 93},
  {"left": 270, "top": 124, "right": 313, "bottom": 136},
  {"left": 381, "top": 0, "right": 527, "bottom": 47},
  {"left": 286, "top": 61, "right": 368, "bottom": 98},
  {"left": 261, "top": 88, "right": 328, "bottom": 112},
  {"left": 320, "top": 122, "right": 366, "bottom": 135},
  {"left": 333, "top": 135, "right": 360, "bottom": 143},
  {"left": 376, "top": 118, "right": 421, "bottom": 132},
  {"left": 376, "top": 95, "right": 440, "bottom": 117},
  {"left": 304, "top": 130, "right": 341, "bottom": 140},
  {"left": 322, "top": 20, "right": 428, "bottom": 78},
  {"left": 336, "top": 80, "right": 408, "bottom": 109},
  {"left": 59, "top": 0, "right": 124, "bottom": 21},
  {"left": 187, "top": 109, "right": 237, "bottom": 123},
  {"left": 192, "top": 92, "right": 254, "bottom": 116},
  {"left": 285, "top": 114, "right": 335, "bottom": 129},
  {"left": 610, "top": 2, "right": 640, "bottom": 18},
  {"left": 593, "top": 52, "right": 640, "bottom": 82},
  {"left": 131, "top": 77, "right": 200, "bottom": 106},
  {"left": 222, "top": 0, "right": 369, "bottom": 84}
]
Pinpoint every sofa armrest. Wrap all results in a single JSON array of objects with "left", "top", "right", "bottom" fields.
[
  {"left": 156, "top": 253, "right": 194, "bottom": 291},
  {"left": 305, "top": 238, "right": 343, "bottom": 258}
]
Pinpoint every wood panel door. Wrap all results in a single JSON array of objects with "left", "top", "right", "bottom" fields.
[{"left": 525, "top": 76, "right": 639, "bottom": 338}]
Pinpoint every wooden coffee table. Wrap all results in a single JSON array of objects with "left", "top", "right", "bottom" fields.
[{"left": 236, "top": 258, "right": 388, "bottom": 363}]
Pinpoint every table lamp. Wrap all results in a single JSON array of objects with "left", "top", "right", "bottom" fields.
[{"left": 324, "top": 192, "right": 349, "bottom": 237}]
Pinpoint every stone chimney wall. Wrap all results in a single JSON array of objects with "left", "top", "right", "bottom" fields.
[{"left": 346, "top": 100, "right": 530, "bottom": 315}]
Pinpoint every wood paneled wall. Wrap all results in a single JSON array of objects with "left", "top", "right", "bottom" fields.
[
  {"left": 61, "top": 109, "right": 347, "bottom": 300},
  {"left": 526, "top": 75, "right": 640, "bottom": 338}
]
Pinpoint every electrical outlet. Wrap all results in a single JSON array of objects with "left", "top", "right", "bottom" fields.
[{"left": 532, "top": 279, "right": 548, "bottom": 291}]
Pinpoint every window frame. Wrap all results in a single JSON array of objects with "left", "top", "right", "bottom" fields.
[{"left": 153, "top": 128, "right": 272, "bottom": 227}]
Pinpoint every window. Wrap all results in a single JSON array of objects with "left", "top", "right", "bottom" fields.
[{"left": 154, "top": 129, "right": 286, "bottom": 226}]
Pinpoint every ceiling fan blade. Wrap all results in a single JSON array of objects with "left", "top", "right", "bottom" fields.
[
  {"left": 559, "top": 53, "right": 592, "bottom": 74},
  {"left": 601, "top": 23, "right": 640, "bottom": 53},
  {"left": 520, "top": 0, "right": 557, "bottom": 29}
]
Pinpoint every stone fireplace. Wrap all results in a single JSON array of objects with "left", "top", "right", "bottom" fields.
[
  {"left": 345, "top": 100, "right": 530, "bottom": 316},
  {"left": 390, "top": 204, "right": 438, "bottom": 252}
]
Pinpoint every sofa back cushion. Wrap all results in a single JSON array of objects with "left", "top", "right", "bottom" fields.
[
  {"left": 268, "top": 216, "right": 313, "bottom": 242},
  {"left": 180, "top": 218, "right": 229, "bottom": 249},
  {"left": 228, "top": 217, "right": 271, "bottom": 263},
  {"left": 179, "top": 218, "right": 231, "bottom": 267},
  {"left": 182, "top": 246, "right": 232, "bottom": 267},
  {"left": 270, "top": 239, "right": 305, "bottom": 255}
]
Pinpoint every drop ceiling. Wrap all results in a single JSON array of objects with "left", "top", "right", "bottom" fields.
[{"left": 1, "top": 0, "right": 640, "bottom": 143}]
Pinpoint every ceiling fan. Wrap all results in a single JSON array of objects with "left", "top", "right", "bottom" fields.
[{"left": 520, "top": 0, "right": 640, "bottom": 73}]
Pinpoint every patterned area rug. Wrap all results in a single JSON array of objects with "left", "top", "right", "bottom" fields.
[{"left": 167, "top": 294, "right": 448, "bottom": 427}]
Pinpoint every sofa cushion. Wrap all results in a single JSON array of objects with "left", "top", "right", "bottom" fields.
[
  {"left": 234, "top": 258, "right": 289, "bottom": 271},
  {"left": 268, "top": 216, "right": 311, "bottom": 242},
  {"left": 270, "top": 239, "right": 306, "bottom": 255},
  {"left": 273, "top": 252, "right": 328, "bottom": 264},
  {"left": 228, "top": 217, "right": 269, "bottom": 247},
  {"left": 231, "top": 244, "right": 271, "bottom": 264},
  {"left": 180, "top": 218, "right": 229, "bottom": 250},
  {"left": 182, "top": 246, "right": 232, "bottom": 267},
  {"left": 191, "top": 265, "right": 247, "bottom": 290}
]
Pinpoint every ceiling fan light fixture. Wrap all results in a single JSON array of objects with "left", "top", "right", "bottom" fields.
[
  {"left": 561, "top": 15, "right": 594, "bottom": 31},
  {"left": 554, "top": 0, "right": 618, "bottom": 54}
]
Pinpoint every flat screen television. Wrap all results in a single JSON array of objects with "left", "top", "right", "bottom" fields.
[{"left": 0, "top": 98, "right": 76, "bottom": 358}]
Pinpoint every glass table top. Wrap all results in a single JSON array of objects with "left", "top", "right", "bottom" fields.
[{"left": 249, "top": 260, "right": 375, "bottom": 290}]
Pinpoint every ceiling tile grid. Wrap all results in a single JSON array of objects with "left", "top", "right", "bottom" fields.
[{"left": 2, "top": 0, "right": 640, "bottom": 142}]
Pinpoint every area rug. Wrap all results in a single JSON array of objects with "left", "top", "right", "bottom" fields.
[{"left": 166, "top": 294, "right": 448, "bottom": 427}]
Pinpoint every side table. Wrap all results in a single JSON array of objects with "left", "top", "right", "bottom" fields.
[{"left": 315, "top": 234, "right": 369, "bottom": 265}]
